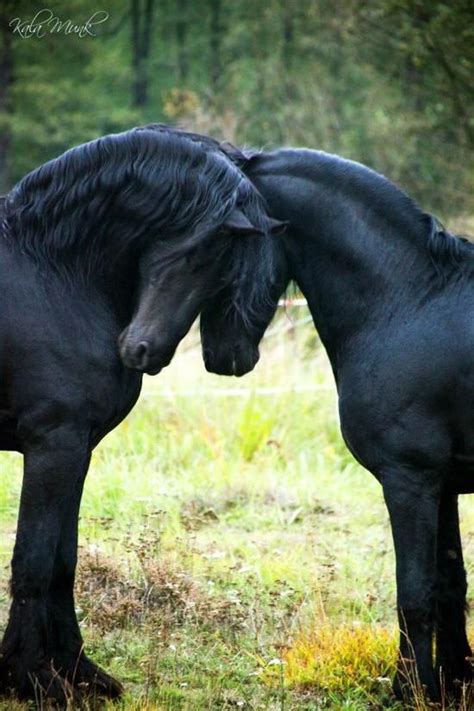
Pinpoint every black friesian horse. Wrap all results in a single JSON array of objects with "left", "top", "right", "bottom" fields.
[
  {"left": 127, "top": 131, "right": 473, "bottom": 702},
  {"left": 202, "top": 148, "right": 474, "bottom": 702},
  {"left": 0, "top": 126, "right": 277, "bottom": 703}
]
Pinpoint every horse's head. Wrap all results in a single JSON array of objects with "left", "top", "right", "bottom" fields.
[
  {"left": 119, "top": 208, "right": 275, "bottom": 374},
  {"left": 118, "top": 125, "right": 287, "bottom": 376},
  {"left": 199, "top": 236, "right": 288, "bottom": 376}
]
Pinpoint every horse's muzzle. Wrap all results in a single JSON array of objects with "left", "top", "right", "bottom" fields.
[
  {"left": 119, "top": 332, "right": 174, "bottom": 375},
  {"left": 203, "top": 344, "right": 260, "bottom": 377}
]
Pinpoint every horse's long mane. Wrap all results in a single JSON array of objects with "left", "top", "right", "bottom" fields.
[
  {"left": 3, "top": 126, "right": 274, "bottom": 284},
  {"left": 132, "top": 129, "right": 473, "bottom": 289}
]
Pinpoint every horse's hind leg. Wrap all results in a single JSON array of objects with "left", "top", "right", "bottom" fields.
[
  {"left": 47, "top": 457, "right": 123, "bottom": 699},
  {"left": 435, "top": 493, "right": 472, "bottom": 693},
  {"left": 382, "top": 468, "right": 441, "bottom": 702},
  {"left": 0, "top": 423, "right": 90, "bottom": 704}
]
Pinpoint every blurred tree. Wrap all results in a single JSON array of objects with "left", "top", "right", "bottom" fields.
[
  {"left": 131, "top": 0, "right": 155, "bottom": 107},
  {"left": 209, "top": 0, "right": 223, "bottom": 91},
  {"left": 0, "top": 1, "right": 14, "bottom": 193},
  {"left": 1, "top": 0, "right": 472, "bottom": 218},
  {"left": 355, "top": 0, "right": 473, "bottom": 146},
  {"left": 175, "top": 0, "right": 189, "bottom": 82}
]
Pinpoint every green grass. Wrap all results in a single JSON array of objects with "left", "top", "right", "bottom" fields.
[{"left": 0, "top": 310, "right": 473, "bottom": 709}]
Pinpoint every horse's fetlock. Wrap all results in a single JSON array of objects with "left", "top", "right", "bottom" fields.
[{"left": 398, "top": 604, "right": 434, "bottom": 624}]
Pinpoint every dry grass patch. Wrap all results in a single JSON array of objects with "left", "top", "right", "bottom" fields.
[{"left": 76, "top": 548, "right": 246, "bottom": 634}]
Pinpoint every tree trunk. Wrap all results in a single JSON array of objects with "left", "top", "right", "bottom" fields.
[
  {"left": 282, "top": 7, "right": 294, "bottom": 73},
  {"left": 131, "top": 0, "right": 155, "bottom": 108},
  {"left": 0, "top": 4, "right": 13, "bottom": 192},
  {"left": 175, "top": 0, "right": 188, "bottom": 82},
  {"left": 209, "top": 0, "right": 221, "bottom": 91}
]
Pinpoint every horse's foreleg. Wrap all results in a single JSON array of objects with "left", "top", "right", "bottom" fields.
[
  {"left": 48, "top": 457, "right": 123, "bottom": 698},
  {"left": 47, "top": 457, "right": 89, "bottom": 663},
  {"left": 0, "top": 426, "right": 89, "bottom": 704},
  {"left": 435, "top": 493, "right": 472, "bottom": 693},
  {"left": 382, "top": 470, "right": 441, "bottom": 702}
]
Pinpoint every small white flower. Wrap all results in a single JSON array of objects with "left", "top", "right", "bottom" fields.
[{"left": 267, "top": 658, "right": 284, "bottom": 666}]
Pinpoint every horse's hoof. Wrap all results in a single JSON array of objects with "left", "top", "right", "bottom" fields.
[
  {"left": 436, "top": 658, "right": 473, "bottom": 690},
  {"left": 393, "top": 671, "right": 440, "bottom": 705},
  {"left": 0, "top": 656, "right": 77, "bottom": 707},
  {"left": 436, "top": 659, "right": 473, "bottom": 703},
  {"left": 68, "top": 654, "right": 123, "bottom": 699}
]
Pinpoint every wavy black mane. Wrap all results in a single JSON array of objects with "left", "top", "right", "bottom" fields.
[
  {"left": 155, "top": 126, "right": 472, "bottom": 275},
  {"left": 2, "top": 127, "right": 273, "bottom": 283}
]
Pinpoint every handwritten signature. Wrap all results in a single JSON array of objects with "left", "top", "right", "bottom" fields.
[{"left": 9, "top": 8, "right": 110, "bottom": 39}]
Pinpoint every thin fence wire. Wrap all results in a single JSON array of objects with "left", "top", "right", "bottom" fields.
[
  {"left": 141, "top": 298, "right": 332, "bottom": 399},
  {"left": 170, "top": 298, "right": 310, "bottom": 353},
  {"left": 141, "top": 384, "right": 332, "bottom": 399}
]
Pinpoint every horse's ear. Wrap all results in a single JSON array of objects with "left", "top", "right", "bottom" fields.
[
  {"left": 267, "top": 217, "right": 288, "bottom": 235},
  {"left": 222, "top": 209, "right": 264, "bottom": 236}
]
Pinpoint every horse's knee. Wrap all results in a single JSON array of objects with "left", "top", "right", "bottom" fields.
[{"left": 10, "top": 554, "right": 52, "bottom": 599}]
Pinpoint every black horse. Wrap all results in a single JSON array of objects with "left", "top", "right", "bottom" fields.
[
  {"left": 127, "top": 135, "right": 473, "bottom": 702},
  {"left": 0, "top": 126, "right": 277, "bottom": 703}
]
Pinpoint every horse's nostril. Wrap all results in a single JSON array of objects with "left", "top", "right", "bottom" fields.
[{"left": 135, "top": 341, "right": 149, "bottom": 369}]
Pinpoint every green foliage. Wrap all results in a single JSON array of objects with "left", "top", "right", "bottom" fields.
[
  {"left": 237, "top": 397, "right": 276, "bottom": 461},
  {"left": 1, "top": 0, "right": 472, "bottom": 216}
]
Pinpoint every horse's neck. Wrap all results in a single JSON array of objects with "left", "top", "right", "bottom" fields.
[
  {"left": 96, "top": 269, "right": 138, "bottom": 325},
  {"left": 3, "top": 233, "right": 136, "bottom": 330},
  {"left": 251, "top": 152, "right": 435, "bottom": 363}
]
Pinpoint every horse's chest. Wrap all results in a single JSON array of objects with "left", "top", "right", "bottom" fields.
[
  {"left": 89, "top": 370, "right": 142, "bottom": 446},
  {"left": 337, "top": 391, "right": 384, "bottom": 474}
]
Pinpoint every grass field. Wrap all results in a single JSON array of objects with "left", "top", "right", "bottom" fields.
[{"left": 0, "top": 307, "right": 473, "bottom": 710}]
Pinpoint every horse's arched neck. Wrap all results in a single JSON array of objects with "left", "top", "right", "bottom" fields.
[
  {"left": 249, "top": 151, "right": 440, "bottom": 365},
  {"left": 95, "top": 262, "right": 140, "bottom": 324},
  {"left": 5, "top": 237, "right": 140, "bottom": 329},
  {"left": 4, "top": 192, "right": 147, "bottom": 324}
]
